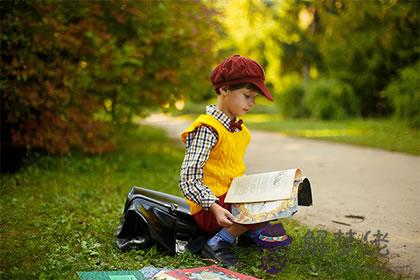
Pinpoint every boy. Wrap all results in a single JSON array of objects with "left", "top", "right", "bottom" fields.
[{"left": 179, "top": 55, "right": 275, "bottom": 266}]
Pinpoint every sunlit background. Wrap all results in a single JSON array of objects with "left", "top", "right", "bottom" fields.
[{"left": 1, "top": 0, "right": 419, "bottom": 157}]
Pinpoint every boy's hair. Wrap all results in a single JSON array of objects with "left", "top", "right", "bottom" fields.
[{"left": 215, "top": 83, "right": 262, "bottom": 95}]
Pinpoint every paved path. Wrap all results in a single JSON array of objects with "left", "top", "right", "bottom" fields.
[{"left": 142, "top": 114, "right": 420, "bottom": 276}]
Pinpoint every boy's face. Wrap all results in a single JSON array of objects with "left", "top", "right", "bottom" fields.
[{"left": 219, "top": 87, "right": 258, "bottom": 118}]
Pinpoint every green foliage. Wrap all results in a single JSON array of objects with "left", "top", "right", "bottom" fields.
[
  {"left": 216, "top": 0, "right": 321, "bottom": 96},
  {"left": 304, "top": 78, "right": 360, "bottom": 120},
  {"left": 312, "top": 0, "right": 419, "bottom": 116},
  {"left": 383, "top": 62, "right": 420, "bottom": 128},
  {"left": 0, "top": 1, "right": 218, "bottom": 154},
  {"left": 216, "top": 0, "right": 419, "bottom": 118},
  {"left": 278, "top": 74, "right": 308, "bottom": 118}
]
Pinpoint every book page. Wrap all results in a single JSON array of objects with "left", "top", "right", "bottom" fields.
[{"left": 224, "top": 168, "right": 301, "bottom": 203}]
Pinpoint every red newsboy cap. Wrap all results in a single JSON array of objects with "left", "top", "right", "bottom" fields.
[{"left": 210, "top": 54, "right": 273, "bottom": 101}]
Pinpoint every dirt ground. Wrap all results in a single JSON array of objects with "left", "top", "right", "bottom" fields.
[{"left": 142, "top": 114, "right": 420, "bottom": 277}]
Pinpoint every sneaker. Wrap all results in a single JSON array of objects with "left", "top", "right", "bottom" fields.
[
  {"left": 202, "top": 240, "right": 235, "bottom": 267},
  {"left": 237, "top": 234, "right": 256, "bottom": 247}
]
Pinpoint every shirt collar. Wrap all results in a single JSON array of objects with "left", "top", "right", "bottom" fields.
[{"left": 206, "top": 105, "right": 232, "bottom": 131}]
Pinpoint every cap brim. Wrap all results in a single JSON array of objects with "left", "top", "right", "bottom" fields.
[
  {"left": 213, "top": 78, "right": 274, "bottom": 101},
  {"left": 252, "top": 80, "right": 274, "bottom": 101}
]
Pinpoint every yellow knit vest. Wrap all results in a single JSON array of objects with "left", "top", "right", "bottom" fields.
[{"left": 181, "top": 114, "right": 251, "bottom": 214}]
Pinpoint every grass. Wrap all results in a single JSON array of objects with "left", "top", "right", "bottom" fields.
[
  {"left": 241, "top": 115, "right": 419, "bottom": 155},
  {"left": 0, "top": 125, "right": 402, "bottom": 279}
]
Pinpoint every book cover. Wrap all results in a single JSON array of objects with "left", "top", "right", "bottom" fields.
[
  {"left": 77, "top": 270, "right": 146, "bottom": 280},
  {"left": 154, "top": 265, "right": 261, "bottom": 280}
]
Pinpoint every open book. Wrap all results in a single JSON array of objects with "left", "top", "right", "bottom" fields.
[{"left": 225, "top": 168, "right": 312, "bottom": 224}]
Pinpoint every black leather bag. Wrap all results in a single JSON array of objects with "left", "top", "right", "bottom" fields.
[{"left": 115, "top": 187, "right": 208, "bottom": 254}]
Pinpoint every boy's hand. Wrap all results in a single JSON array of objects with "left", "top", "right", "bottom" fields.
[{"left": 209, "top": 202, "right": 235, "bottom": 227}]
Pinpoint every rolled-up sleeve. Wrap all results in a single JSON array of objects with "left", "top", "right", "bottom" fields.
[{"left": 179, "top": 125, "right": 218, "bottom": 210}]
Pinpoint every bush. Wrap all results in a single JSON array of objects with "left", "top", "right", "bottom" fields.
[
  {"left": 304, "top": 78, "right": 360, "bottom": 120},
  {"left": 383, "top": 62, "right": 420, "bottom": 128},
  {"left": 278, "top": 74, "right": 308, "bottom": 118},
  {"left": 0, "top": 1, "right": 218, "bottom": 155}
]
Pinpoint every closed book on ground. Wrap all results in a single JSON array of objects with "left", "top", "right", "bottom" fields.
[{"left": 153, "top": 265, "right": 260, "bottom": 280}]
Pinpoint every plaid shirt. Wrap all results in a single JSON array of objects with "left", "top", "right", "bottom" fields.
[{"left": 179, "top": 105, "right": 241, "bottom": 210}]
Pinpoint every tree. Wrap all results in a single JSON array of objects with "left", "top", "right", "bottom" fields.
[
  {"left": 216, "top": 0, "right": 323, "bottom": 96},
  {"left": 1, "top": 0, "right": 219, "bottom": 155},
  {"left": 313, "top": 0, "right": 419, "bottom": 116},
  {"left": 216, "top": 0, "right": 419, "bottom": 118}
]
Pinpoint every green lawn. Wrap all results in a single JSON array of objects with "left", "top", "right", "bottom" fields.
[
  {"left": 0, "top": 125, "right": 400, "bottom": 279},
  {"left": 241, "top": 115, "right": 420, "bottom": 155}
]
